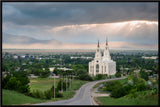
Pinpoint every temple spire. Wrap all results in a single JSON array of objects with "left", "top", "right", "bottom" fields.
[
  {"left": 106, "top": 36, "right": 108, "bottom": 46},
  {"left": 98, "top": 39, "right": 100, "bottom": 47}
]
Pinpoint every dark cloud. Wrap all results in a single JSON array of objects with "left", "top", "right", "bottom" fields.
[{"left": 3, "top": 2, "right": 158, "bottom": 27}]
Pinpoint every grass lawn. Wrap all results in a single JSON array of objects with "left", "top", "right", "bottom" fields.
[
  {"left": 2, "top": 78, "right": 88, "bottom": 105},
  {"left": 30, "top": 78, "right": 88, "bottom": 92},
  {"left": 38, "top": 78, "right": 89, "bottom": 102},
  {"left": 30, "top": 78, "right": 60, "bottom": 92},
  {"left": 2, "top": 89, "right": 45, "bottom": 105},
  {"left": 96, "top": 91, "right": 158, "bottom": 105}
]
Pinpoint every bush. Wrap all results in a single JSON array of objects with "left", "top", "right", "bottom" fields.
[
  {"left": 111, "top": 87, "right": 128, "bottom": 98},
  {"left": 140, "top": 70, "right": 149, "bottom": 81},
  {"left": 2, "top": 72, "right": 30, "bottom": 94},
  {"left": 115, "top": 72, "right": 121, "bottom": 77},
  {"left": 103, "top": 81, "right": 122, "bottom": 92},
  {"left": 50, "top": 85, "right": 63, "bottom": 98},
  {"left": 2, "top": 74, "right": 11, "bottom": 89},
  {"left": 56, "top": 92, "right": 63, "bottom": 97},
  {"left": 95, "top": 74, "right": 103, "bottom": 80},
  {"left": 136, "top": 83, "right": 147, "bottom": 91},
  {"left": 57, "top": 79, "right": 67, "bottom": 91},
  {"left": 44, "top": 90, "right": 52, "bottom": 99},
  {"left": 18, "top": 85, "right": 30, "bottom": 94},
  {"left": 31, "top": 90, "right": 45, "bottom": 99},
  {"left": 5, "top": 77, "right": 20, "bottom": 90},
  {"left": 78, "top": 74, "right": 93, "bottom": 81},
  {"left": 129, "top": 88, "right": 138, "bottom": 98}
]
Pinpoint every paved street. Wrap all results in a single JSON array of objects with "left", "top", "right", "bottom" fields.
[{"left": 34, "top": 77, "right": 126, "bottom": 105}]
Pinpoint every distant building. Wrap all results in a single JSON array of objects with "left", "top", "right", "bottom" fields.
[
  {"left": 70, "top": 56, "right": 93, "bottom": 59},
  {"left": 21, "top": 55, "right": 26, "bottom": 58},
  {"left": 142, "top": 56, "right": 158, "bottom": 60},
  {"left": 49, "top": 67, "right": 55, "bottom": 72},
  {"left": 24, "top": 69, "right": 28, "bottom": 71},
  {"left": 57, "top": 67, "right": 72, "bottom": 71},
  {"left": 22, "top": 63, "right": 26, "bottom": 66},
  {"left": 89, "top": 37, "right": 116, "bottom": 76},
  {"left": 15, "top": 67, "right": 20, "bottom": 71},
  {"left": 29, "top": 61, "right": 33, "bottom": 65},
  {"left": 29, "top": 74, "right": 38, "bottom": 78},
  {"left": 13, "top": 55, "right": 18, "bottom": 59},
  {"left": 134, "top": 69, "right": 140, "bottom": 73}
]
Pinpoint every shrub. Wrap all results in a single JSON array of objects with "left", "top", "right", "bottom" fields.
[
  {"left": 129, "top": 88, "right": 138, "bottom": 98},
  {"left": 140, "top": 70, "right": 149, "bottom": 81},
  {"left": 115, "top": 72, "right": 121, "bottom": 77},
  {"left": 56, "top": 92, "right": 63, "bottom": 97},
  {"left": 2, "top": 74, "right": 11, "bottom": 89},
  {"left": 78, "top": 74, "right": 93, "bottom": 81},
  {"left": 50, "top": 85, "right": 63, "bottom": 98},
  {"left": 104, "top": 81, "right": 122, "bottom": 92},
  {"left": 31, "top": 90, "right": 45, "bottom": 99},
  {"left": 110, "top": 87, "right": 127, "bottom": 98},
  {"left": 57, "top": 79, "right": 67, "bottom": 91},
  {"left": 18, "top": 85, "right": 30, "bottom": 94},
  {"left": 2, "top": 72, "right": 30, "bottom": 95},
  {"left": 123, "top": 84, "right": 133, "bottom": 94},
  {"left": 44, "top": 90, "right": 52, "bottom": 99},
  {"left": 5, "top": 77, "right": 20, "bottom": 90},
  {"left": 136, "top": 83, "right": 147, "bottom": 91},
  {"left": 95, "top": 74, "right": 103, "bottom": 80}
]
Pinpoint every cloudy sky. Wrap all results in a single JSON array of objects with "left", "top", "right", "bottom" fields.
[{"left": 2, "top": 2, "right": 158, "bottom": 50}]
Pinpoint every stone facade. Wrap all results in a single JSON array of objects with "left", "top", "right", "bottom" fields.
[{"left": 89, "top": 38, "right": 116, "bottom": 76}]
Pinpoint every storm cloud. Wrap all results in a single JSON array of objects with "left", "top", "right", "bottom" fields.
[
  {"left": 3, "top": 2, "right": 158, "bottom": 26},
  {"left": 2, "top": 2, "right": 158, "bottom": 49}
]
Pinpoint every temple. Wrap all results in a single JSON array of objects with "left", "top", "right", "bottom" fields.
[{"left": 89, "top": 37, "right": 116, "bottom": 76}]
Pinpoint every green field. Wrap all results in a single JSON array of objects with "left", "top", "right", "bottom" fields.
[
  {"left": 30, "top": 78, "right": 60, "bottom": 92},
  {"left": 2, "top": 78, "right": 88, "bottom": 105},
  {"left": 29, "top": 78, "right": 89, "bottom": 102},
  {"left": 30, "top": 78, "right": 88, "bottom": 92},
  {"left": 96, "top": 90, "right": 158, "bottom": 105},
  {"left": 2, "top": 89, "right": 45, "bottom": 105}
]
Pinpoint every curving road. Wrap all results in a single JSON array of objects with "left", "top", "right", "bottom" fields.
[{"left": 34, "top": 77, "right": 126, "bottom": 105}]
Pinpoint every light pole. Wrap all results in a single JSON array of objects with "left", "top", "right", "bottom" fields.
[{"left": 54, "top": 74, "right": 55, "bottom": 99}]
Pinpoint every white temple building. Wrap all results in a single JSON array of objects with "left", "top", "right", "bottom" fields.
[{"left": 89, "top": 38, "right": 116, "bottom": 76}]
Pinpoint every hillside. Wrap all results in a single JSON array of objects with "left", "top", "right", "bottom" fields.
[{"left": 2, "top": 89, "right": 45, "bottom": 105}]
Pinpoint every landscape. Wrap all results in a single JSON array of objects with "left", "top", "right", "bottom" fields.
[{"left": 2, "top": 2, "right": 158, "bottom": 106}]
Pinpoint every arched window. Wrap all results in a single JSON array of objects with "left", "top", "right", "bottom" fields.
[{"left": 96, "top": 64, "right": 99, "bottom": 72}]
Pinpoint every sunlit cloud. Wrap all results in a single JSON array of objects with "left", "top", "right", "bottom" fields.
[
  {"left": 2, "top": 2, "right": 158, "bottom": 50},
  {"left": 46, "top": 20, "right": 158, "bottom": 44}
]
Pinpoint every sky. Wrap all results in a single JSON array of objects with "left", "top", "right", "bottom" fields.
[{"left": 2, "top": 2, "right": 158, "bottom": 50}]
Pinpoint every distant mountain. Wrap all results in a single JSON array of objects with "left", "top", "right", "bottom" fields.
[
  {"left": 2, "top": 33, "right": 59, "bottom": 44},
  {"left": 2, "top": 33, "right": 158, "bottom": 50}
]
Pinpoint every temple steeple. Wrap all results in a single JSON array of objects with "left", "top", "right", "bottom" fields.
[
  {"left": 95, "top": 39, "right": 101, "bottom": 60},
  {"left": 106, "top": 36, "right": 108, "bottom": 46},
  {"left": 98, "top": 39, "right": 100, "bottom": 47},
  {"left": 103, "top": 36, "right": 111, "bottom": 61}
]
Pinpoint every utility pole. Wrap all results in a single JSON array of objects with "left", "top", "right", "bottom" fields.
[
  {"left": 61, "top": 74, "right": 63, "bottom": 93},
  {"left": 66, "top": 71, "right": 67, "bottom": 91},
  {"left": 70, "top": 74, "right": 72, "bottom": 91},
  {"left": 54, "top": 75, "right": 55, "bottom": 99}
]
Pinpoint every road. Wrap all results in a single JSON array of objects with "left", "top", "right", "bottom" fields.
[{"left": 34, "top": 77, "right": 126, "bottom": 105}]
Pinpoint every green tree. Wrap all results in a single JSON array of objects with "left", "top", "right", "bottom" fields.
[{"left": 140, "top": 70, "right": 149, "bottom": 81}]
